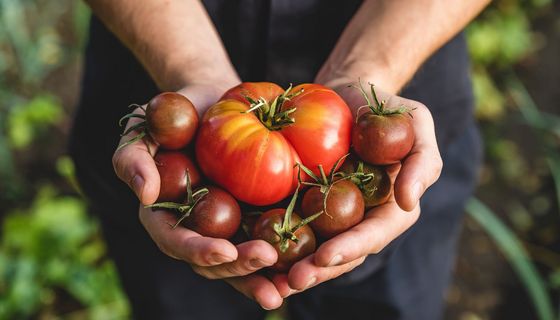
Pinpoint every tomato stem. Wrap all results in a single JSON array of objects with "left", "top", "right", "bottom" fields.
[
  {"left": 117, "top": 105, "right": 149, "bottom": 151},
  {"left": 144, "top": 170, "right": 209, "bottom": 229},
  {"left": 348, "top": 79, "right": 415, "bottom": 117},
  {"left": 273, "top": 184, "right": 321, "bottom": 253},
  {"left": 243, "top": 84, "right": 303, "bottom": 131},
  {"left": 116, "top": 131, "right": 146, "bottom": 151},
  {"left": 340, "top": 160, "right": 377, "bottom": 194}
]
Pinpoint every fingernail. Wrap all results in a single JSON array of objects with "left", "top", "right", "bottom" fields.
[
  {"left": 327, "top": 254, "right": 343, "bottom": 267},
  {"left": 210, "top": 253, "right": 234, "bottom": 264},
  {"left": 304, "top": 277, "right": 317, "bottom": 290},
  {"left": 249, "top": 259, "right": 266, "bottom": 269},
  {"left": 282, "top": 288, "right": 297, "bottom": 298},
  {"left": 131, "top": 175, "right": 144, "bottom": 199}
]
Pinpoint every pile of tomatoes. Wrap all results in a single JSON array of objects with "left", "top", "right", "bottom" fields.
[{"left": 119, "top": 81, "right": 414, "bottom": 272}]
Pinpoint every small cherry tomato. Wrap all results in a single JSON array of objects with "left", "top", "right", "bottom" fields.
[
  {"left": 154, "top": 151, "right": 201, "bottom": 202},
  {"left": 184, "top": 186, "right": 241, "bottom": 239},
  {"left": 341, "top": 156, "right": 392, "bottom": 208},
  {"left": 119, "top": 92, "right": 199, "bottom": 150},
  {"left": 253, "top": 209, "right": 316, "bottom": 272},
  {"left": 251, "top": 188, "right": 318, "bottom": 272},
  {"left": 351, "top": 82, "right": 414, "bottom": 165},
  {"left": 301, "top": 179, "right": 364, "bottom": 239}
]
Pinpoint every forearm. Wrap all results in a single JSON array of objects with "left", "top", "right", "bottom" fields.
[
  {"left": 85, "top": 0, "right": 239, "bottom": 91},
  {"left": 317, "top": 0, "right": 490, "bottom": 94}
]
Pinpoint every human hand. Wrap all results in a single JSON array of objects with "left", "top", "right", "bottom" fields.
[
  {"left": 139, "top": 205, "right": 283, "bottom": 309},
  {"left": 112, "top": 82, "right": 284, "bottom": 310},
  {"left": 271, "top": 82, "right": 442, "bottom": 296}
]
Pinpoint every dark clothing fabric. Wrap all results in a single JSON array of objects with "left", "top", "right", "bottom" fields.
[{"left": 69, "top": 1, "right": 482, "bottom": 319}]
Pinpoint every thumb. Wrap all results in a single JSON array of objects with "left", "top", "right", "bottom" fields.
[{"left": 113, "top": 117, "right": 160, "bottom": 205}]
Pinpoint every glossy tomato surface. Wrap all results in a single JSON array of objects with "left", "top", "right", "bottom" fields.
[
  {"left": 301, "top": 180, "right": 365, "bottom": 239},
  {"left": 352, "top": 113, "right": 414, "bottom": 165},
  {"left": 341, "top": 158, "right": 392, "bottom": 208},
  {"left": 154, "top": 151, "right": 201, "bottom": 202},
  {"left": 184, "top": 186, "right": 241, "bottom": 239},
  {"left": 146, "top": 92, "right": 198, "bottom": 150},
  {"left": 196, "top": 82, "right": 352, "bottom": 205},
  {"left": 252, "top": 209, "right": 316, "bottom": 272}
]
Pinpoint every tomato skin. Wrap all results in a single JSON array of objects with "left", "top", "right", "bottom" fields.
[
  {"left": 301, "top": 180, "right": 365, "bottom": 239},
  {"left": 281, "top": 84, "right": 353, "bottom": 176},
  {"left": 252, "top": 209, "right": 316, "bottom": 272},
  {"left": 196, "top": 82, "right": 352, "bottom": 205},
  {"left": 195, "top": 100, "right": 301, "bottom": 205},
  {"left": 341, "top": 158, "right": 392, "bottom": 208},
  {"left": 154, "top": 151, "right": 201, "bottom": 202},
  {"left": 184, "top": 186, "right": 241, "bottom": 239},
  {"left": 352, "top": 113, "right": 414, "bottom": 165},
  {"left": 146, "top": 92, "right": 199, "bottom": 150}
]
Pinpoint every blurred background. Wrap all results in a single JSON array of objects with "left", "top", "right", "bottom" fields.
[{"left": 0, "top": 0, "right": 558, "bottom": 319}]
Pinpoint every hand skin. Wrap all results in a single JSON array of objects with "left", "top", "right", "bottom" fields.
[
  {"left": 276, "top": 0, "right": 490, "bottom": 298},
  {"left": 112, "top": 85, "right": 284, "bottom": 310},
  {"left": 273, "top": 88, "right": 432, "bottom": 297},
  {"left": 88, "top": 0, "right": 285, "bottom": 309}
]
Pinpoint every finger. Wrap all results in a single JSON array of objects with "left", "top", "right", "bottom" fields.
[
  {"left": 191, "top": 240, "right": 278, "bottom": 279},
  {"left": 270, "top": 273, "right": 294, "bottom": 298},
  {"left": 313, "top": 201, "right": 420, "bottom": 268},
  {"left": 225, "top": 274, "right": 284, "bottom": 310},
  {"left": 139, "top": 207, "right": 238, "bottom": 266},
  {"left": 287, "top": 254, "right": 366, "bottom": 291},
  {"left": 113, "top": 110, "right": 160, "bottom": 205},
  {"left": 391, "top": 100, "right": 442, "bottom": 211}
]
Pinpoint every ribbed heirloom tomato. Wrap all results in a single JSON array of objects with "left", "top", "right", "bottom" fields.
[{"left": 196, "top": 82, "right": 353, "bottom": 205}]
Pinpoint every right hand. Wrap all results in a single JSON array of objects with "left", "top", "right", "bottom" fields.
[{"left": 112, "top": 82, "right": 284, "bottom": 310}]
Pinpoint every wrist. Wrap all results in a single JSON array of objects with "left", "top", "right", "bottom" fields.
[
  {"left": 158, "top": 57, "right": 240, "bottom": 93},
  {"left": 176, "top": 76, "right": 240, "bottom": 117},
  {"left": 315, "top": 59, "right": 405, "bottom": 95}
]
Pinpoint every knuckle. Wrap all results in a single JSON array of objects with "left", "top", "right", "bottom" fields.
[
  {"left": 432, "top": 155, "right": 444, "bottom": 180},
  {"left": 223, "top": 262, "right": 242, "bottom": 276},
  {"left": 369, "top": 233, "right": 387, "bottom": 255},
  {"left": 191, "top": 266, "right": 213, "bottom": 279},
  {"left": 156, "top": 240, "right": 176, "bottom": 260},
  {"left": 112, "top": 151, "right": 132, "bottom": 184}
]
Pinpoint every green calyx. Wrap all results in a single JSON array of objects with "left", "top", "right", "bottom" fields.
[
  {"left": 117, "top": 103, "right": 148, "bottom": 151},
  {"left": 348, "top": 79, "right": 414, "bottom": 121},
  {"left": 144, "top": 170, "right": 209, "bottom": 229},
  {"left": 243, "top": 84, "right": 303, "bottom": 131},
  {"left": 343, "top": 161, "right": 377, "bottom": 197},
  {"left": 274, "top": 184, "right": 322, "bottom": 253},
  {"left": 296, "top": 154, "right": 357, "bottom": 219}
]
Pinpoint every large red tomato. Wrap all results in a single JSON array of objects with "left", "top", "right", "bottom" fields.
[{"left": 195, "top": 82, "right": 352, "bottom": 205}]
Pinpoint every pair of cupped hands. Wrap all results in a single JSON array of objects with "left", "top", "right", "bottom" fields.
[{"left": 112, "top": 78, "right": 443, "bottom": 310}]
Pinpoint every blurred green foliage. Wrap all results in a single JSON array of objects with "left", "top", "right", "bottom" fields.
[
  {"left": 7, "top": 95, "right": 63, "bottom": 149},
  {"left": 0, "top": 0, "right": 131, "bottom": 318},
  {"left": 466, "top": 0, "right": 560, "bottom": 319},
  {"left": 0, "top": 186, "right": 129, "bottom": 319}
]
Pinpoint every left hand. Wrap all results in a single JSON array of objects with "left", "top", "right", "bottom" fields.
[{"left": 272, "top": 81, "right": 443, "bottom": 297}]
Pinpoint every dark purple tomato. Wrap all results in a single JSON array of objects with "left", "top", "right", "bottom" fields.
[
  {"left": 252, "top": 209, "right": 316, "bottom": 272},
  {"left": 352, "top": 113, "right": 414, "bottom": 165},
  {"left": 184, "top": 186, "right": 241, "bottom": 239},
  {"left": 146, "top": 92, "right": 198, "bottom": 150},
  {"left": 301, "top": 180, "right": 364, "bottom": 239},
  {"left": 154, "top": 151, "right": 201, "bottom": 202},
  {"left": 341, "top": 157, "right": 392, "bottom": 208}
]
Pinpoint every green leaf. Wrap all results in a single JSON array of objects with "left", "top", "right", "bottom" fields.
[
  {"left": 7, "top": 95, "right": 63, "bottom": 149},
  {"left": 466, "top": 198, "right": 555, "bottom": 320}
]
